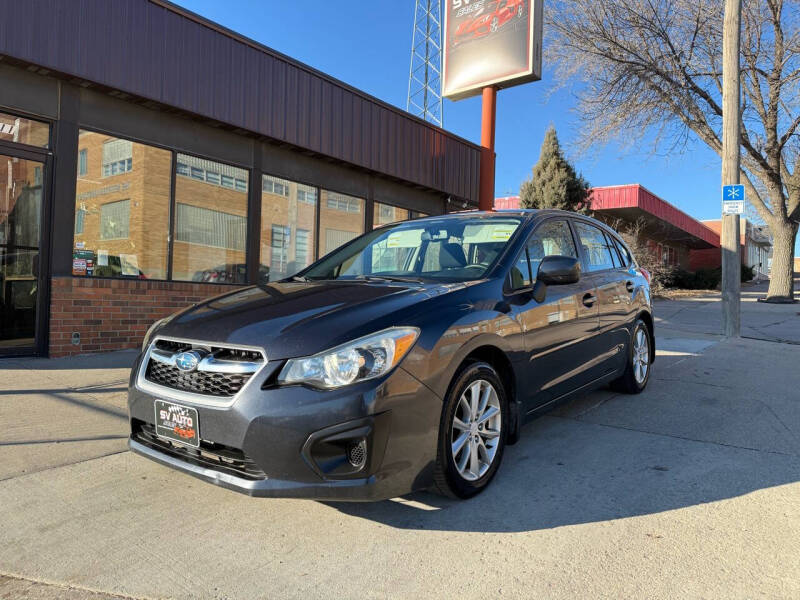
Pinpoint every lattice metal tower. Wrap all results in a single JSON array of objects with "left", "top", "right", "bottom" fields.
[{"left": 407, "top": 0, "right": 443, "bottom": 127}]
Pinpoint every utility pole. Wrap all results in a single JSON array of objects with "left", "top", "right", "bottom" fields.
[{"left": 721, "top": 0, "right": 742, "bottom": 337}]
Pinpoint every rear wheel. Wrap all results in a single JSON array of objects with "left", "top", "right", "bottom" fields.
[
  {"left": 611, "top": 318, "right": 652, "bottom": 394},
  {"left": 490, "top": 17, "right": 499, "bottom": 33},
  {"left": 433, "top": 362, "right": 507, "bottom": 499}
]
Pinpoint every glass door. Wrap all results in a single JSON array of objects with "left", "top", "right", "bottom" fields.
[{"left": 0, "top": 154, "right": 44, "bottom": 353}]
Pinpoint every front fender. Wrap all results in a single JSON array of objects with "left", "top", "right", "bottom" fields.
[{"left": 401, "top": 306, "right": 526, "bottom": 439}]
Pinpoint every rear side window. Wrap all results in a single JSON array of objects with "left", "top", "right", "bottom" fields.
[
  {"left": 612, "top": 237, "right": 632, "bottom": 267},
  {"left": 603, "top": 232, "right": 622, "bottom": 268},
  {"left": 574, "top": 222, "right": 616, "bottom": 272}
]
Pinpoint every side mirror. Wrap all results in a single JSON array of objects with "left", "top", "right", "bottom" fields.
[
  {"left": 532, "top": 256, "right": 580, "bottom": 303},
  {"left": 537, "top": 255, "right": 581, "bottom": 285}
]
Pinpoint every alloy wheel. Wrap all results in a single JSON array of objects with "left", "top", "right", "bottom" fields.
[
  {"left": 490, "top": 17, "right": 498, "bottom": 33},
  {"left": 450, "top": 379, "right": 502, "bottom": 481},
  {"left": 633, "top": 327, "right": 650, "bottom": 384}
]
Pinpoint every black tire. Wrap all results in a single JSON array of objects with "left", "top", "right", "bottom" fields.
[
  {"left": 433, "top": 361, "right": 508, "bottom": 499},
  {"left": 611, "top": 318, "right": 652, "bottom": 394}
]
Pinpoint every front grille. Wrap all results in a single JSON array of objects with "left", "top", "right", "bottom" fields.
[
  {"left": 143, "top": 338, "right": 265, "bottom": 398},
  {"left": 132, "top": 420, "right": 267, "bottom": 480},
  {"left": 146, "top": 361, "right": 251, "bottom": 396}
]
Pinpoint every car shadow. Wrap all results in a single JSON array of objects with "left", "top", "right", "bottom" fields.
[{"left": 324, "top": 412, "right": 800, "bottom": 533}]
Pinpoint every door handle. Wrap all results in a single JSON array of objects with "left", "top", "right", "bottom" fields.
[
  {"left": 582, "top": 293, "right": 597, "bottom": 307},
  {"left": 626, "top": 280, "right": 634, "bottom": 293}
]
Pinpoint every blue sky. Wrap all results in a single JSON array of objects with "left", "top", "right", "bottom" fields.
[{"left": 176, "top": 0, "right": 726, "bottom": 222}]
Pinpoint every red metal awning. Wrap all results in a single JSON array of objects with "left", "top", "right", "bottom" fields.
[{"left": 589, "top": 185, "right": 720, "bottom": 249}]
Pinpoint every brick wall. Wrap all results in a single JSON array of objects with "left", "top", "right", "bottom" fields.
[{"left": 48, "top": 276, "right": 242, "bottom": 357}]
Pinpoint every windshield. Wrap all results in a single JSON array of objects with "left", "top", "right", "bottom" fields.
[{"left": 298, "top": 216, "right": 522, "bottom": 282}]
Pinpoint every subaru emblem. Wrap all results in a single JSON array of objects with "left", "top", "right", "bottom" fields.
[{"left": 174, "top": 350, "right": 202, "bottom": 372}]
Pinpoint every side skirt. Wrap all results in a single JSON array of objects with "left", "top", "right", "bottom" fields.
[{"left": 523, "top": 369, "right": 621, "bottom": 421}]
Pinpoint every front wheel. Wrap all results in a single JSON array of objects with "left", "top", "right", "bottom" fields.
[
  {"left": 433, "top": 362, "right": 507, "bottom": 499},
  {"left": 611, "top": 318, "right": 652, "bottom": 394}
]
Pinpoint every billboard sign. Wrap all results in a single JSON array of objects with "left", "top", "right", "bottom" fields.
[{"left": 442, "top": 0, "right": 543, "bottom": 100}]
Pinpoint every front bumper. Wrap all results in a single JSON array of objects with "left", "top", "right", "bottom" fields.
[{"left": 127, "top": 355, "right": 442, "bottom": 501}]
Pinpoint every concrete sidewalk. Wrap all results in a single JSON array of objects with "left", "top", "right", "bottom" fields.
[
  {"left": 654, "top": 276, "right": 800, "bottom": 344},
  {"left": 1, "top": 330, "right": 799, "bottom": 598},
  {"left": 0, "top": 351, "right": 138, "bottom": 482}
]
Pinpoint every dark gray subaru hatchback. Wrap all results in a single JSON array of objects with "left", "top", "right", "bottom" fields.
[{"left": 128, "top": 210, "right": 654, "bottom": 500}]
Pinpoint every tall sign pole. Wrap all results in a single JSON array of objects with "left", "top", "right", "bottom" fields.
[
  {"left": 721, "top": 0, "right": 742, "bottom": 337},
  {"left": 479, "top": 86, "right": 497, "bottom": 211}
]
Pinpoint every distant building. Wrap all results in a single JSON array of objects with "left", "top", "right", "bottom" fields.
[
  {"left": 689, "top": 219, "right": 772, "bottom": 279},
  {"left": 495, "top": 184, "right": 721, "bottom": 271}
]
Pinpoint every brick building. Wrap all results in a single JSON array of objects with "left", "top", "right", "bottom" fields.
[
  {"left": 688, "top": 219, "right": 772, "bottom": 279},
  {"left": 0, "top": 0, "right": 480, "bottom": 357}
]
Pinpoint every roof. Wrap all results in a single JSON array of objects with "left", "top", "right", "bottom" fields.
[{"left": 0, "top": 0, "right": 480, "bottom": 201}]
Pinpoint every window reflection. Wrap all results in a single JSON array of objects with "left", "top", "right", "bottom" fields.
[
  {"left": 172, "top": 153, "right": 248, "bottom": 283},
  {"left": 1, "top": 155, "right": 43, "bottom": 347},
  {"left": 319, "top": 190, "right": 364, "bottom": 256},
  {"left": 0, "top": 112, "right": 49, "bottom": 148},
  {"left": 260, "top": 174, "right": 317, "bottom": 282},
  {"left": 74, "top": 131, "right": 170, "bottom": 279},
  {"left": 374, "top": 202, "right": 409, "bottom": 228}
]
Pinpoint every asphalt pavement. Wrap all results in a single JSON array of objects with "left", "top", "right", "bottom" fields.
[{"left": 1, "top": 291, "right": 798, "bottom": 599}]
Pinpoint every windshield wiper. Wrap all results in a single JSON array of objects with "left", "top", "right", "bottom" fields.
[
  {"left": 354, "top": 275, "right": 425, "bottom": 284},
  {"left": 290, "top": 275, "right": 311, "bottom": 282}
]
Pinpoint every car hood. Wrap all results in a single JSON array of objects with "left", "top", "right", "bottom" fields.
[{"left": 155, "top": 280, "right": 467, "bottom": 360}]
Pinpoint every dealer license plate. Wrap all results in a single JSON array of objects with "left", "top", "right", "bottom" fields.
[{"left": 154, "top": 400, "right": 200, "bottom": 448}]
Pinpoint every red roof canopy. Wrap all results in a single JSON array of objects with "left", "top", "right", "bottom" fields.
[{"left": 590, "top": 185, "right": 719, "bottom": 249}]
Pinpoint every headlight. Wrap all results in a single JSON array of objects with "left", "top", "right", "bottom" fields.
[
  {"left": 142, "top": 316, "right": 172, "bottom": 351},
  {"left": 278, "top": 327, "right": 420, "bottom": 389}
]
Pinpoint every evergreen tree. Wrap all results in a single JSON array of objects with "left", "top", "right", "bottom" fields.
[{"left": 519, "top": 127, "right": 590, "bottom": 213}]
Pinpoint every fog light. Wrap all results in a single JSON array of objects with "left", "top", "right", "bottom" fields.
[{"left": 347, "top": 439, "right": 367, "bottom": 469}]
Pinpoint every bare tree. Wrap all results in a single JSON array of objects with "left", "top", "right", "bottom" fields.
[{"left": 548, "top": 0, "right": 800, "bottom": 301}]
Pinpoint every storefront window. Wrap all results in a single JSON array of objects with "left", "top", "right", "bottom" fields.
[
  {"left": 319, "top": 190, "right": 364, "bottom": 255},
  {"left": 0, "top": 111, "right": 49, "bottom": 148},
  {"left": 260, "top": 174, "right": 317, "bottom": 282},
  {"left": 374, "top": 202, "right": 409, "bottom": 228},
  {"left": 74, "top": 131, "right": 171, "bottom": 279},
  {"left": 172, "top": 153, "right": 248, "bottom": 283}
]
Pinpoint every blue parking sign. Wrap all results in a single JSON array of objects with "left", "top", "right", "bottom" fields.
[{"left": 722, "top": 184, "right": 745, "bottom": 201}]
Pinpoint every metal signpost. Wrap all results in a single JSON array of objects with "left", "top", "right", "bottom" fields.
[{"left": 442, "top": 0, "right": 544, "bottom": 210}]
